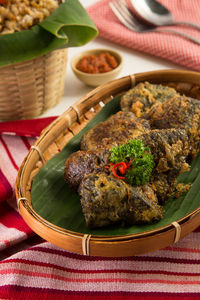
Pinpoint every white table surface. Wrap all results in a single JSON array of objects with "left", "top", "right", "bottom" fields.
[{"left": 38, "top": 0, "right": 184, "bottom": 118}]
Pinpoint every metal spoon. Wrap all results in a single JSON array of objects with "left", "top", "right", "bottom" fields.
[{"left": 130, "top": 0, "right": 200, "bottom": 30}]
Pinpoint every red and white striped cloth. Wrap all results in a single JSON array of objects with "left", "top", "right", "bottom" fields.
[
  {"left": 0, "top": 118, "right": 200, "bottom": 299},
  {"left": 87, "top": 0, "right": 200, "bottom": 71}
]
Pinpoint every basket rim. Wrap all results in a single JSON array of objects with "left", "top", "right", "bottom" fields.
[
  {"left": 15, "top": 69, "right": 200, "bottom": 255},
  {"left": 0, "top": 48, "right": 67, "bottom": 70},
  {"left": 16, "top": 190, "right": 200, "bottom": 241}
]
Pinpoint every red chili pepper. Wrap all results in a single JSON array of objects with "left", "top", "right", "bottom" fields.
[
  {"left": 112, "top": 162, "right": 129, "bottom": 179},
  {"left": 105, "top": 161, "right": 132, "bottom": 180},
  {"left": 116, "top": 162, "right": 128, "bottom": 174},
  {"left": 112, "top": 166, "right": 125, "bottom": 179}
]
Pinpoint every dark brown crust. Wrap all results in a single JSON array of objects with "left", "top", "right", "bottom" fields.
[
  {"left": 120, "top": 81, "right": 177, "bottom": 117},
  {"left": 64, "top": 149, "right": 110, "bottom": 191},
  {"left": 146, "top": 96, "right": 200, "bottom": 157},
  {"left": 65, "top": 127, "right": 189, "bottom": 206},
  {"left": 139, "top": 128, "right": 190, "bottom": 204},
  {"left": 147, "top": 96, "right": 200, "bottom": 130},
  {"left": 139, "top": 128, "right": 189, "bottom": 172},
  {"left": 79, "top": 173, "right": 163, "bottom": 228},
  {"left": 80, "top": 111, "right": 150, "bottom": 151},
  {"left": 121, "top": 81, "right": 200, "bottom": 158},
  {"left": 64, "top": 81, "right": 199, "bottom": 229}
]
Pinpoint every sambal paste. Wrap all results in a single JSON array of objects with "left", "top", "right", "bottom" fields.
[{"left": 76, "top": 52, "right": 119, "bottom": 74}]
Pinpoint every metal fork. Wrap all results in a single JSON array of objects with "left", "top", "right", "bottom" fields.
[{"left": 109, "top": 0, "right": 200, "bottom": 45}]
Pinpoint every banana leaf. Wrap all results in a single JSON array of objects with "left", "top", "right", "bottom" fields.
[
  {"left": 31, "top": 95, "right": 200, "bottom": 236},
  {"left": 0, "top": 0, "right": 98, "bottom": 67}
]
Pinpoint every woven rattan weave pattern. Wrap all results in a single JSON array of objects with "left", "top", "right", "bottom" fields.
[
  {"left": 0, "top": 48, "right": 68, "bottom": 120},
  {"left": 16, "top": 70, "right": 200, "bottom": 257}
]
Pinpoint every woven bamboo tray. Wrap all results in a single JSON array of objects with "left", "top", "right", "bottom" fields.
[
  {"left": 16, "top": 69, "right": 200, "bottom": 257},
  {"left": 0, "top": 49, "right": 68, "bottom": 121}
]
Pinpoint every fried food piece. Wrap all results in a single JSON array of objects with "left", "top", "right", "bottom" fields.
[
  {"left": 146, "top": 96, "right": 200, "bottom": 158},
  {"left": 64, "top": 149, "right": 110, "bottom": 191},
  {"left": 139, "top": 128, "right": 189, "bottom": 174},
  {"left": 64, "top": 81, "right": 200, "bottom": 229},
  {"left": 120, "top": 81, "right": 200, "bottom": 158},
  {"left": 150, "top": 172, "right": 178, "bottom": 204},
  {"left": 79, "top": 172, "right": 163, "bottom": 228},
  {"left": 147, "top": 96, "right": 200, "bottom": 131},
  {"left": 65, "top": 128, "right": 189, "bottom": 202},
  {"left": 150, "top": 160, "right": 190, "bottom": 204},
  {"left": 120, "top": 81, "right": 178, "bottom": 117},
  {"left": 80, "top": 111, "right": 150, "bottom": 151},
  {"left": 139, "top": 128, "right": 190, "bottom": 204}
]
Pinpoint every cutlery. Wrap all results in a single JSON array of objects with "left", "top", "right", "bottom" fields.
[
  {"left": 109, "top": 0, "right": 200, "bottom": 45},
  {"left": 130, "top": 0, "right": 200, "bottom": 31}
]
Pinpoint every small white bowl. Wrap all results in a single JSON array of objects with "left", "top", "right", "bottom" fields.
[{"left": 71, "top": 48, "right": 123, "bottom": 87}]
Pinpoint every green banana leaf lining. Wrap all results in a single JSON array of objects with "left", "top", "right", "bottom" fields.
[
  {"left": 31, "top": 95, "right": 200, "bottom": 236},
  {"left": 0, "top": 0, "right": 98, "bottom": 67}
]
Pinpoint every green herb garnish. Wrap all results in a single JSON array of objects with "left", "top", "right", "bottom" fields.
[{"left": 109, "top": 139, "right": 155, "bottom": 186}]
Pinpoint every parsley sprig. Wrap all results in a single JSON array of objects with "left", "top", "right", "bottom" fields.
[{"left": 109, "top": 139, "right": 155, "bottom": 186}]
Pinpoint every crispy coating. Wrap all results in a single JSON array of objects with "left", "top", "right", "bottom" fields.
[
  {"left": 65, "top": 128, "right": 190, "bottom": 205},
  {"left": 81, "top": 111, "right": 150, "bottom": 151},
  {"left": 120, "top": 81, "right": 177, "bottom": 117},
  {"left": 121, "top": 81, "right": 200, "bottom": 158},
  {"left": 139, "top": 128, "right": 189, "bottom": 173},
  {"left": 64, "top": 81, "right": 200, "bottom": 229},
  {"left": 146, "top": 96, "right": 200, "bottom": 157},
  {"left": 79, "top": 173, "right": 163, "bottom": 228},
  {"left": 139, "top": 128, "right": 190, "bottom": 204},
  {"left": 147, "top": 95, "right": 200, "bottom": 131},
  {"left": 64, "top": 149, "right": 110, "bottom": 191},
  {"left": 150, "top": 173, "right": 173, "bottom": 204}
]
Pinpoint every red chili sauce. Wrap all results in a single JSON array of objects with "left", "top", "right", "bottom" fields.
[{"left": 76, "top": 52, "right": 119, "bottom": 74}]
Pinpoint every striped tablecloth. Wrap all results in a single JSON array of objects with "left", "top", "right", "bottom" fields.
[
  {"left": 87, "top": 0, "right": 200, "bottom": 72},
  {"left": 0, "top": 118, "right": 200, "bottom": 299}
]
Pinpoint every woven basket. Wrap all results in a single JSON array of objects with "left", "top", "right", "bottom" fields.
[
  {"left": 0, "top": 49, "right": 68, "bottom": 121},
  {"left": 15, "top": 69, "right": 200, "bottom": 257}
]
